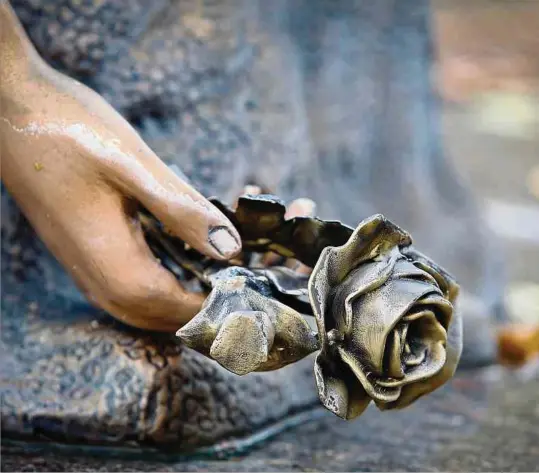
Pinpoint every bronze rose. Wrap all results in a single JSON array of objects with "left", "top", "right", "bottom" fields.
[
  {"left": 309, "top": 214, "right": 462, "bottom": 420},
  {"left": 145, "top": 194, "right": 462, "bottom": 421}
]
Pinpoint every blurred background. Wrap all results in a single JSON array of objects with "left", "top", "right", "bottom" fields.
[{"left": 433, "top": 0, "right": 539, "bottom": 327}]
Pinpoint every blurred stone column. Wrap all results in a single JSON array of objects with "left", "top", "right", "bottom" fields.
[{"left": 280, "top": 0, "right": 506, "bottom": 365}]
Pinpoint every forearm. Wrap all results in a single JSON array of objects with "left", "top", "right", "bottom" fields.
[{"left": 0, "top": 1, "right": 44, "bottom": 88}]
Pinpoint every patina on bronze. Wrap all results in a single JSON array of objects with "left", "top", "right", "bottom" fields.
[{"left": 141, "top": 194, "right": 462, "bottom": 420}]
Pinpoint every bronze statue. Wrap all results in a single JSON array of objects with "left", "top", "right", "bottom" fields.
[{"left": 1, "top": 0, "right": 502, "bottom": 455}]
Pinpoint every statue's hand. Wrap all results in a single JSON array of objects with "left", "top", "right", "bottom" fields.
[{"left": 0, "top": 40, "right": 241, "bottom": 332}]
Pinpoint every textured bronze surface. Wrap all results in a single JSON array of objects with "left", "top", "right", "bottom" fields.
[{"left": 143, "top": 195, "right": 462, "bottom": 420}]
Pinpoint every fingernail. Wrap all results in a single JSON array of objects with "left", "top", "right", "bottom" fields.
[
  {"left": 297, "top": 198, "right": 316, "bottom": 215},
  {"left": 243, "top": 185, "right": 261, "bottom": 196},
  {"left": 286, "top": 198, "right": 317, "bottom": 219},
  {"left": 209, "top": 227, "right": 241, "bottom": 258}
]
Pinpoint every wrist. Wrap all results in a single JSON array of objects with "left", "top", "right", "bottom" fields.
[{"left": 0, "top": 1, "right": 43, "bottom": 86}]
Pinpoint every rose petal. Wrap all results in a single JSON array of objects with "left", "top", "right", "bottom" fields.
[
  {"left": 373, "top": 311, "right": 448, "bottom": 390},
  {"left": 338, "top": 347, "right": 402, "bottom": 403},
  {"left": 346, "top": 278, "right": 442, "bottom": 374},
  {"left": 402, "top": 342, "right": 427, "bottom": 367},
  {"left": 308, "top": 247, "right": 333, "bottom": 352},
  {"left": 377, "top": 308, "right": 463, "bottom": 410},
  {"left": 375, "top": 341, "right": 446, "bottom": 389},
  {"left": 391, "top": 259, "right": 438, "bottom": 286},
  {"left": 401, "top": 247, "right": 460, "bottom": 304},
  {"left": 385, "top": 325, "right": 405, "bottom": 379},
  {"left": 255, "top": 266, "right": 312, "bottom": 313},
  {"left": 256, "top": 266, "right": 309, "bottom": 296},
  {"left": 332, "top": 249, "right": 399, "bottom": 332},
  {"left": 322, "top": 215, "right": 411, "bottom": 290},
  {"left": 410, "top": 293, "right": 453, "bottom": 330},
  {"left": 235, "top": 194, "right": 287, "bottom": 238},
  {"left": 405, "top": 311, "right": 447, "bottom": 346},
  {"left": 314, "top": 352, "right": 371, "bottom": 420}
]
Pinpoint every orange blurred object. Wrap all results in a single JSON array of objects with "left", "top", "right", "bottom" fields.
[
  {"left": 497, "top": 324, "right": 539, "bottom": 367},
  {"left": 433, "top": 1, "right": 539, "bottom": 102}
]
